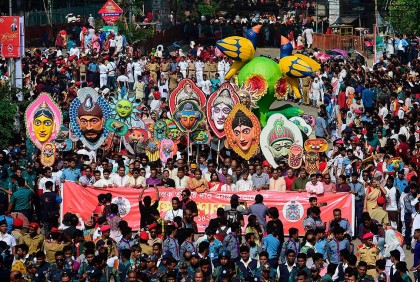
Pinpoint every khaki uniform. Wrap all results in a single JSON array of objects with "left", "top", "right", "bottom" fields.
[
  {"left": 44, "top": 240, "right": 69, "bottom": 262},
  {"left": 188, "top": 61, "right": 195, "bottom": 79},
  {"left": 160, "top": 62, "right": 170, "bottom": 77},
  {"left": 301, "top": 76, "right": 311, "bottom": 105},
  {"left": 356, "top": 244, "right": 379, "bottom": 278},
  {"left": 140, "top": 243, "right": 153, "bottom": 256},
  {"left": 79, "top": 63, "right": 86, "bottom": 80},
  {"left": 209, "top": 61, "right": 218, "bottom": 78},
  {"left": 369, "top": 207, "right": 389, "bottom": 226},
  {"left": 22, "top": 233, "right": 45, "bottom": 255},
  {"left": 148, "top": 62, "right": 158, "bottom": 82},
  {"left": 203, "top": 62, "right": 211, "bottom": 78},
  {"left": 11, "top": 230, "right": 24, "bottom": 245},
  {"left": 168, "top": 73, "right": 178, "bottom": 92}
]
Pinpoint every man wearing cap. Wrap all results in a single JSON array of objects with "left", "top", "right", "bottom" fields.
[
  {"left": 144, "top": 254, "right": 164, "bottom": 281},
  {"left": 356, "top": 232, "right": 379, "bottom": 277},
  {"left": 139, "top": 230, "right": 153, "bottom": 255},
  {"left": 22, "top": 222, "right": 44, "bottom": 255},
  {"left": 369, "top": 196, "right": 390, "bottom": 226},
  {"left": 11, "top": 218, "right": 24, "bottom": 245},
  {"left": 0, "top": 219, "right": 16, "bottom": 253}
]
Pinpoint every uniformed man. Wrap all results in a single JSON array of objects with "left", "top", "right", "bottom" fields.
[
  {"left": 301, "top": 76, "right": 311, "bottom": 105},
  {"left": 22, "top": 222, "right": 44, "bottom": 255},
  {"left": 139, "top": 231, "right": 153, "bottom": 256},
  {"left": 143, "top": 255, "right": 164, "bottom": 281},
  {"left": 212, "top": 250, "right": 232, "bottom": 280},
  {"left": 180, "top": 228, "right": 196, "bottom": 260},
  {"left": 356, "top": 232, "right": 379, "bottom": 278},
  {"left": 328, "top": 208, "right": 352, "bottom": 236},
  {"left": 160, "top": 58, "right": 170, "bottom": 77},
  {"left": 163, "top": 225, "right": 180, "bottom": 260},
  {"left": 222, "top": 222, "right": 241, "bottom": 262},
  {"left": 326, "top": 226, "right": 350, "bottom": 265},
  {"left": 209, "top": 57, "right": 218, "bottom": 79},
  {"left": 187, "top": 57, "right": 195, "bottom": 80},
  {"left": 148, "top": 57, "right": 158, "bottom": 82}
]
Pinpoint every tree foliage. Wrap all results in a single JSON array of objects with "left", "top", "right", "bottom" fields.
[
  {"left": 196, "top": 0, "right": 221, "bottom": 17},
  {"left": 0, "top": 84, "right": 21, "bottom": 148},
  {"left": 115, "top": 19, "right": 155, "bottom": 43},
  {"left": 379, "top": 0, "right": 420, "bottom": 34}
]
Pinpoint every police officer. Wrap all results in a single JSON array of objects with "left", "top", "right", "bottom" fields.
[
  {"left": 180, "top": 228, "right": 196, "bottom": 260},
  {"left": 328, "top": 208, "right": 352, "bottom": 236},
  {"left": 163, "top": 225, "right": 180, "bottom": 261},
  {"left": 356, "top": 233, "right": 379, "bottom": 277}
]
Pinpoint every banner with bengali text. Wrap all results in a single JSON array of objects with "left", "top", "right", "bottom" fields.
[{"left": 62, "top": 182, "right": 354, "bottom": 235}]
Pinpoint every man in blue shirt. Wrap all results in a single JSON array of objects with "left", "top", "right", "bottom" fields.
[
  {"left": 349, "top": 172, "right": 365, "bottom": 236},
  {"left": 361, "top": 83, "right": 374, "bottom": 112},
  {"left": 326, "top": 226, "right": 350, "bottom": 264},
  {"left": 262, "top": 221, "right": 280, "bottom": 268},
  {"left": 60, "top": 159, "right": 81, "bottom": 183},
  {"left": 251, "top": 165, "right": 269, "bottom": 191},
  {"left": 394, "top": 170, "right": 408, "bottom": 193}
]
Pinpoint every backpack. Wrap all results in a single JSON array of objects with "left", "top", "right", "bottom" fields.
[{"left": 226, "top": 209, "right": 239, "bottom": 226}]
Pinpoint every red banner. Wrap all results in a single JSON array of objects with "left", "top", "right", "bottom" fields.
[
  {"left": 98, "top": 0, "right": 123, "bottom": 24},
  {"left": 62, "top": 182, "right": 354, "bottom": 235},
  {"left": 0, "top": 16, "right": 21, "bottom": 58}
]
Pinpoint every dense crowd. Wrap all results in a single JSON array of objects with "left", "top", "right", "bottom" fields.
[{"left": 0, "top": 10, "right": 420, "bottom": 282}]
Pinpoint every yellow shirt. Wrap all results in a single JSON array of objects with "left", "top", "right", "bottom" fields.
[
  {"left": 22, "top": 233, "right": 44, "bottom": 255},
  {"left": 356, "top": 244, "right": 379, "bottom": 266},
  {"left": 44, "top": 240, "right": 68, "bottom": 262}
]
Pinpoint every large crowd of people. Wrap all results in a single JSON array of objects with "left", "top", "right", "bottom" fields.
[{"left": 0, "top": 7, "right": 419, "bottom": 282}]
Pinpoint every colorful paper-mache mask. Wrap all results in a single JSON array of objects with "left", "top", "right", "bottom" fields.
[
  {"left": 173, "top": 101, "right": 205, "bottom": 132},
  {"left": 225, "top": 104, "right": 261, "bottom": 160},
  {"left": 206, "top": 83, "right": 240, "bottom": 138},
  {"left": 169, "top": 79, "right": 206, "bottom": 114},
  {"left": 160, "top": 139, "right": 177, "bottom": 163},
  {"left": 25, "top": 93, "right": 62, "bottom": 149},
  {"left": 40, "top": 142, "right": 56, "bottom": 167},
  {"left": 260, "top": 113, "right": 304, "bottom": 168},
  {"left": 69, "top": 87, "right": 111, "bottom": 150}
]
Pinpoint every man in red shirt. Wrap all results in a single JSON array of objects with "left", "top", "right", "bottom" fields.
[
  {"left": 284, "top": 168, "right": 296, "bottom": 191},
  {"left": 397, "top": 134, "right": 409, "bottom": 158}
]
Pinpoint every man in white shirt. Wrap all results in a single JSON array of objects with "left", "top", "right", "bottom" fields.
[
  {"left": 164, "top": 197, "right": 183, "bottom": 222},
  {"left": 195, "top": 58, "right": 204, "bottom": 83},
  {"left": 174, "top": 169, "right": 189, "bottom": 189},
  {"left": 38, "top": 168, "right": 59, "bottom": 193},
  {"left": 197, "top": 74, "right": 212, "bottom": 96},
  {"left": 126, "top": 168, "right": 146, "bottom": 188},
  {"left": 98, "top": 60, "right": 108, "bottom": 88},
  {"left": 384, "top": 176, "right": 399, "bottom": 229},
  {"left": 133, "top": 57, "right": 143, "bottom": 79},
  {"left": 217, "top": 57, "right": 226, "bottom": 83},
  {"left": 178, "top": 56, "right": 188, "bottom": 78},
  {"left": 236, "top": 171, "right": 254, "bottom": 191},
  {"left": 93, "top": 169, "right": 113, "bottom": 188},
  {"left": 378, "top": 101, "right": 389, "bottom": 121},
  {"left": 117, "top": 73, "right": 129, "bottom": 88},
  {"left": 106, "top": 58, "right": 117, "bottom": 91},
  {"left": 111, "top": 166, "right": 129, "bottom": 187},
  {"left": 115, "top": 32, "right": 123, "bottom": 54},
  {"left": 69, "top": 45, "right": 80, "bottom": 58},
  {"left": 0, "top": 220, "right": 16, "bottom": 253}
]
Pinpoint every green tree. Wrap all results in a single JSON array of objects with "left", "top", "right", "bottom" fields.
[
  {"left": 379, "top": 0, "right": 420, "bottom": 34},
  {"left": 196, "top": 0, "right": 221, "bottom": 17},
  {"left": 0, "top": 84, "right": 20, "bottom": 148}
]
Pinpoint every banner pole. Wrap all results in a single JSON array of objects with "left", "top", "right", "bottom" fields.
[{"left": 187, "top": 133, "right": 190, "bottom": 163}]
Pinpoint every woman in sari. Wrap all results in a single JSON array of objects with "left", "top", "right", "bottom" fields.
[
  {"left": 188, "top": 170, "right": 208, "bottom": 193},
  {"left": 364, "top": 176, "right": 386, "bottom": 213},
  {"left": 208, "top": 172, "right": 223, "bottom": 192}
]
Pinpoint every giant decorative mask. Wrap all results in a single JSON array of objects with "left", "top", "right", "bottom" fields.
[
  {"left": 25, "top": 93, "right": 62, "bottom": 149},
  {"left": 69, "top": 87, "right": 111, "bottom": 150},
  {"left": 206, "top": 83, "right": 240, "bottom": 138},
  {"left": 260, "top": 113, "right": 303, "bottom": 168},
  {"left": 225, "top": 104, "right": 261, "bottom": 160}
]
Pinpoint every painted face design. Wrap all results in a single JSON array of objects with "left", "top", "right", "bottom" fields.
[
  {"left": 233, "top": 125, "right": 253, "bottom": 152},
  {"left": 77, "top": 115, "right": 104, "bottom": 142},
  {"left": 34, "top": 115, "right": 54, "bottom": 143},
  {"left": 211, "top": 103, "right": 231, "bottom": 131},
  {"left": 180, "top": 114, "right": 197, "bottom": 130},
  {"left": 116, "top": 100, "right": 133, "bottom": 118}
]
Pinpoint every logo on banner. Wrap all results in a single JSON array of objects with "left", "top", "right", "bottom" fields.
[
  {"left": 282, "top": 200, "right": 304, "bottom": 222},
  {"left": 112, "top": 196, "right": 131, "bottom": 217}
]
